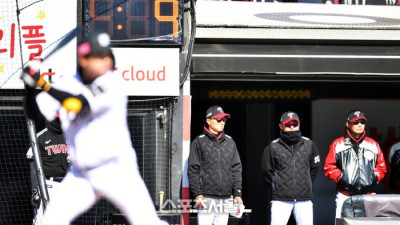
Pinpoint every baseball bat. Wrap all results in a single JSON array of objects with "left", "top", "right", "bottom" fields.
[
  {"left": 40, "top": 25, "right": 82, "bottom": 62},
  {"left": 1, "top": 25, "right": 82, "bottom": 88},
  {"left": 20, "top": 25, "right": 82, "bottom": 87},
  {"left": 159, "top": 191, "right": 165, "bottom": 211}
]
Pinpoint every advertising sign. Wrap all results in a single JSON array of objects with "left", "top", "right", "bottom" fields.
[
  {"left": 113, "top": 47, "right": 180, "bottom": 96},
  {"left": 0, "top": 1, "right": 77, "bottom": 89}
]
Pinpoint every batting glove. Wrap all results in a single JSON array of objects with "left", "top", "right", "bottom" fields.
[
  {"left": 21, "top": 60, "right": 51, "bottom": 91},
  {"left": 21, "top": 60, "right": 41, "bottom": 88}
]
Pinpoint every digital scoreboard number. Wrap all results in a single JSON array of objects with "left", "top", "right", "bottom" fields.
[{"left": 86, "top": 0, "right": 183, "bottom": 44}]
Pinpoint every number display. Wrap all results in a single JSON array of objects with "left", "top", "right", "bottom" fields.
[{"left": 86, "top": 0, "right": 182, "bottom": 44}]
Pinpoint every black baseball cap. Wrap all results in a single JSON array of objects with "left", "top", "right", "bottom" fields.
[
  {"left": 77, "top": 32, "right": 111, "bottom": 57},
  {"left": 347, "top": 110, "right": 367, "bottom": 123},
  {"left": 280, "top": 111, "right": 300, "bottom": 125},
  {"left": 206, "top": 106, "right": 231, "bottom": 120}
]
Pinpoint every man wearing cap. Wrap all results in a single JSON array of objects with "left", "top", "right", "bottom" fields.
[
  {"left": 23, "top": 69, "right": 70, "bottom": 225},
  {"left": 188, "top": 106, "right": 243, "bottom": 225},
  {"left": 324, "top": 110, "right": 386, "bottom": 219},
  {"left": 24, "top": 95, "right": 70, "bottom": 225},
  {"left": 21, "top": 32, "right": 167, "bottom": 225},
  {"left": 261, "top": 111, "right": 320, "bottom": 225},
  {"left": 26, "top": 116, "right": 70, "bottom": 225},
  {"left": 383, "top": 140, "right": 400, "bottom": 194}
]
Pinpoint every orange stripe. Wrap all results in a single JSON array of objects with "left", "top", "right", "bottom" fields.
[{"left": 183, "top": 95, "right": 191, "bottom": 141}]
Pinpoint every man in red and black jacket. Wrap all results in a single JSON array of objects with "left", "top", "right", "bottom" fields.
[{"left": 324, "top": 110, "right": 386, "bottom": 220}]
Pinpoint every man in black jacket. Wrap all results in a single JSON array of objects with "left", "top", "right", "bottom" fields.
[
  {"left": 24, "top": 87, "right": 69, "bottom": 225},
  {"left": 261, "top": 111, "right": 320, "bottom": 225},
  {"left": 26, "top": 116, "right": 70, "bottom": 225},
  {"left": 25, "top": 86, "right": 70, "bottom": 225},
  {"left": 188, "top": 106, "right": 243, "bottom": 225}
]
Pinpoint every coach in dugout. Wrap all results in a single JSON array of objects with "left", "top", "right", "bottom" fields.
[
  {"left": 261, "top": 111, "right": 321, "bottom": 225},
  {"left": 324, "top": 110, "right": 386, "bottom": 220},
  {"left": 188, "top": 106, "right": 244, "bottom": 225}
]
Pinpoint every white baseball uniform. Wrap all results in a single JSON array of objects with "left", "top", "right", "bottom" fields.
[
  {"left": 32, "top": 178, "right": 62, "bottom": 225},
  {"left": 36, "top": 70, "right": 167, "bottom": 225}
]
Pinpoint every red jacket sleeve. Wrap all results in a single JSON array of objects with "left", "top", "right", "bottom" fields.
[
  {"left": 374, "top": 141, "right": 387, "bottom": 183},
  {"left": 324, "top": 138, "right": 343, "bottom": 183}
]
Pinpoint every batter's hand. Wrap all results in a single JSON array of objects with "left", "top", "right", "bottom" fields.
[
  {"left": 195, "top": 195, "right": 205, "bottom": 209},
  {"left": 61, "top": 95, "right": 90, "bottom": 119},
  {"left": 21, "top": 65, "right": 40, "bottom": 88},
  {"left": 21, "top": 60, "right": 51, "bottom": 91}
]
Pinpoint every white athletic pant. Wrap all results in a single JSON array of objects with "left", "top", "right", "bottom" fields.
[
  {"left": 335, "top": 191, "right": 350, "bottom": 218},
  {"left": 197, "top": 197, "right": 230, "bottom": 225},
  {"left": 33, "top": 178, "right": 61, "bottom": 225},
  {"left": 42, "top": 151, "right": 167, "bottom": 225},
  {"left": 270, "top": 200, "right": 313, "bottom": 225}
]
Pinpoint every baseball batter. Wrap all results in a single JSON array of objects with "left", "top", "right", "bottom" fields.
[{"left": 22, "top": 32, "right": 167, "bottom": 225}]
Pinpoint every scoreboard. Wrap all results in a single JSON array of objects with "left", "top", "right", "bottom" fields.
[
  {"left": 86, "top": 0, "right": 183, "bottom": 44},
  {"left": 85, "top": 0, "right": 183, "bottom": 96}
]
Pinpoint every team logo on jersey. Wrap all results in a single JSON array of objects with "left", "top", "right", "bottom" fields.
[
  {"left": 45, "top": 144, "right": 69, "bottom": 156},
  {"left": 314, "top": 155, "right": 320, "bottom": 164}
]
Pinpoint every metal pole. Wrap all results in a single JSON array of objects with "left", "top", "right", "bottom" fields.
[
  {"left": 16, "top": 0, "right": 50, "bottom": 210},
  {"left": 26, "top": 118, "right": 50, "bottom": 209}
]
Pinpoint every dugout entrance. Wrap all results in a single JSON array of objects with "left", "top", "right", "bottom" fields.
[
  {"left": 190, "top": 79, "right": 400, "bottom": 225},
  {"left": 189, "top": 19, "right": 400, "bottom": 225},
  {"left": 189, "top": 2, "right": 400, "bottom": 224}
]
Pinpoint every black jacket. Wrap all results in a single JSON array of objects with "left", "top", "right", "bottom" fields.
[
  {"left": 261, "top": 133, "right": 320, "bottom": 201},
  {"left": 37, "top": 121, "right": 69, "bottom": 177},
  {"left": 24, "top": 87, "right": 69, "bottom": 186},
  {"left": 188, "top": 127, "right": 242, "bottom": 198}
]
